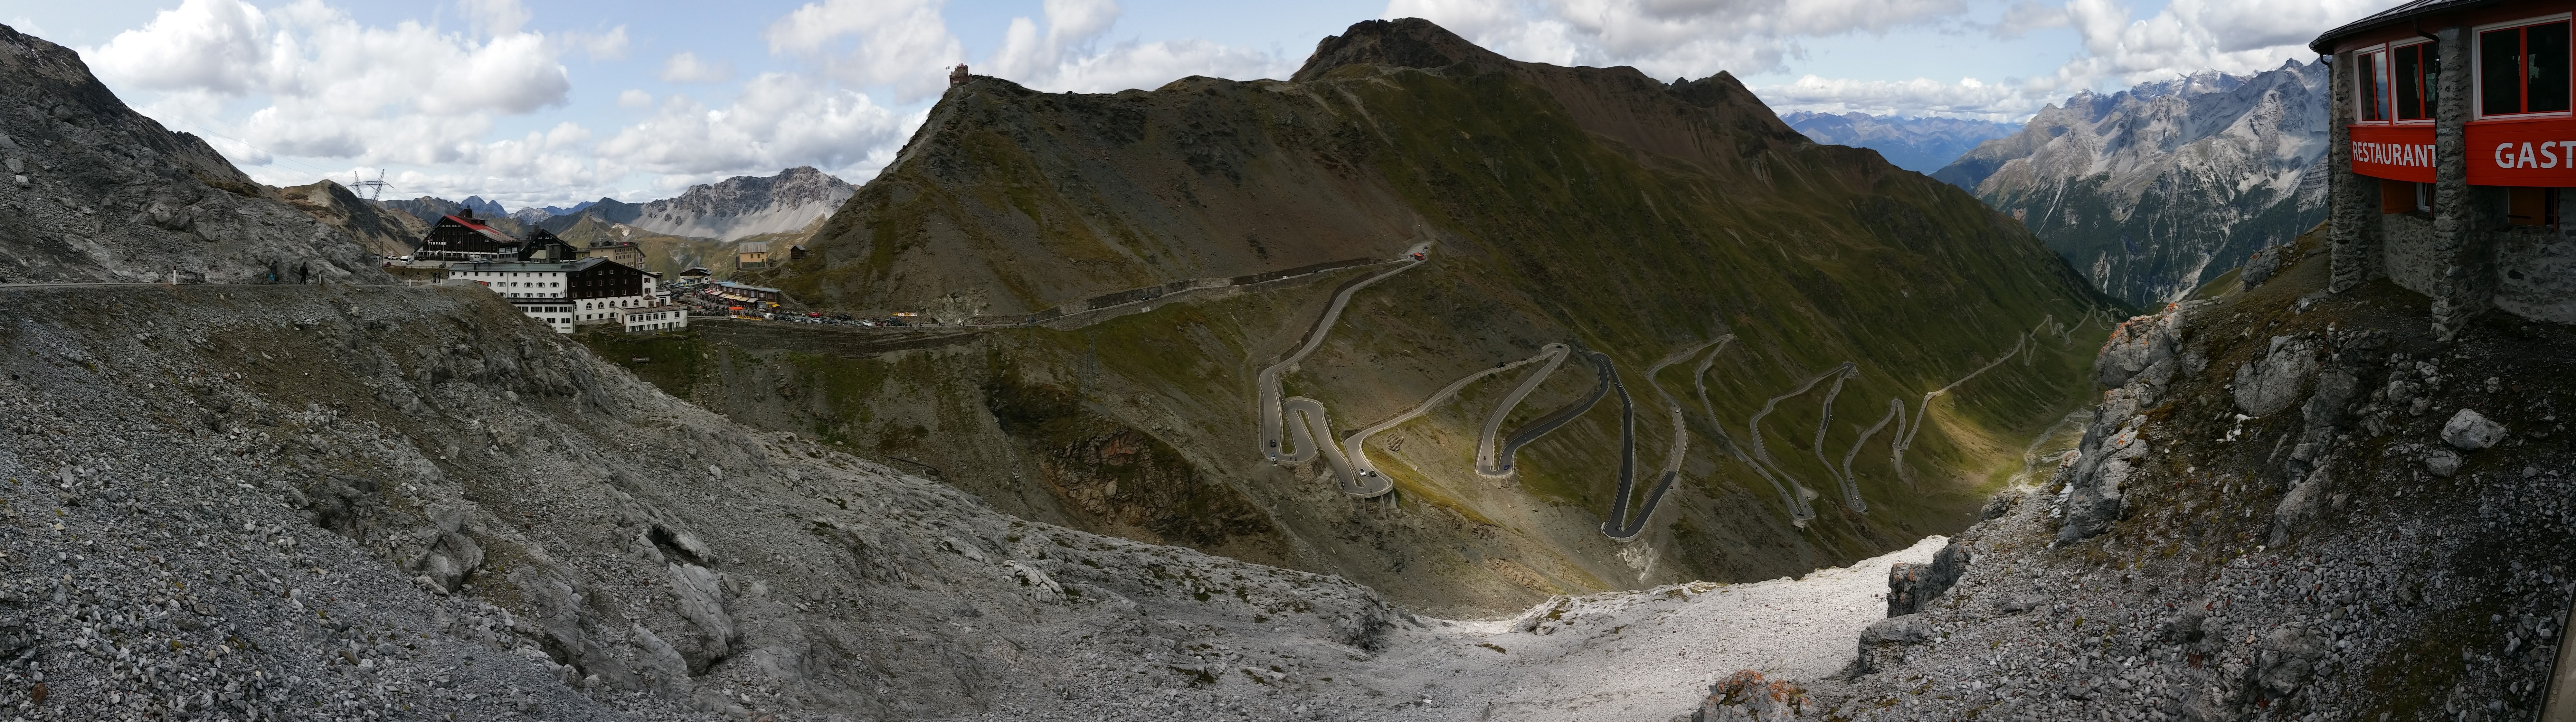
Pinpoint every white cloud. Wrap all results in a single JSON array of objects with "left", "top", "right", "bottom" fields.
[
  {"left": 765, "top": 0, "right": 963, "bottom": 100},
  {"left": 569, "top": 25, "right": 630, "bottom": 60},
  {"left": 618, "top": 89, "right": 654, "bottom": 108},
  {"left": 594, "top": 72, "right": 910, "bottom": 180},
  {"left": 2042, "top": 0, "right": 2400, "bottom": 88},
  {"left": 1757, "top": 75, "right": 2034, "bottom": 120},
  {"left": 1384, "top": 0, "right": 1971, "bottom": 79},
  {"left": 460, "top": 0, "right": 529, "bottom": 37},
  {"left": 92, "top": 0, "right": 573, "bottom": 119},
  {"left": 659, "top": 52, "right": 734, "bottom": 83},
  {"left": 8, "top": 17, "right": 49, "bottom": 37},
  {"left": 980, "top": 0, "right": 1293, "bottom": 93}
]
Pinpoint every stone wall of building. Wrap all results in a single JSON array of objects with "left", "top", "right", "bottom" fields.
[
  {"left": 2495, "top": 227, "right": 2576, "bottom": 323},
  {"left": 2377, "top": 211, "right": 2441, "bottom": 298}
]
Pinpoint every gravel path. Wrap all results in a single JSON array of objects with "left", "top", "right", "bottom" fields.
[{"left": 1349, "top": 536, "right": 1947, "bottom": 721}]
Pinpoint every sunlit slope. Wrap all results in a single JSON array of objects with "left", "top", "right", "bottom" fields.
[{"left": 701, "top": 19, "right": 2116, "bottom": 615}]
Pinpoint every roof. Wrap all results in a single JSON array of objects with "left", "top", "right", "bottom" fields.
[
  {"left": 434, "top": 214, "right": 520, "bottom": 244},
  {"left": 714, "top": 281, "right": 781, "bottom": 293},
  {"left": 450, "top": 258, "right": 606, "bottom": 273},
  {"left": 737, "top": 241, "right": 771, "bottom": 253},
  {"left": 2311, "top": 0, "right": 2503, "bottom": 53}
]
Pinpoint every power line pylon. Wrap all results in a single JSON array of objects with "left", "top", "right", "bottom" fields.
[{"left": 349, "top": 170, "right": 391, "bottom": 201}]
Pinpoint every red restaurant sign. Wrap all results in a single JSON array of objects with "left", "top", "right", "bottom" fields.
[
  {"left": 2350, "top": 118, "right": 2576, "bottom": 186},
  {"left": 2349, "top": 125, "right": 2434, "bottom": 183}
]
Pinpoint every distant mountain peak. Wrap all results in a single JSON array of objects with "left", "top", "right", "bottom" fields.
[
  {"left": 616, "top": 167, "right": 856, "bottom": 241},
  {"left": 1931, "top": 60, "right": 2330, "bottom": 305},
  {"left": 1780, "top": 112, "right": 2022, "bottom": 173},
  {"left": 1290, "top": 18, "right": 1515, "bottom": 82}
]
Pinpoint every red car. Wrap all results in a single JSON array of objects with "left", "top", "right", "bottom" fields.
[{"left": 1410, "top": 252, "right": 1425, "bottom": 260}]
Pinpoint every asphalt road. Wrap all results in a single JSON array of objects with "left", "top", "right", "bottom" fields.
[
  {"left": 1686, "top": 339, "right": 1812, "bottom": 526},
  {"left": 1602, "top": 338, "right": 1734, "bottom": 541},
  {"left": 1743, "top": 362, "right": 1853, "bottom": 526},
  {"left": 1474, "top": 343, "right": 1571, "bottom": 476},
  {"left": 1340, "top": 347, "right": 1562, "bottom": 497},
  {"left": 1493, "top": 352, "right": 1615, "bottom": 474},
  {"left": 1255, "top": 252, "right": 1427, "bottom": 467}
]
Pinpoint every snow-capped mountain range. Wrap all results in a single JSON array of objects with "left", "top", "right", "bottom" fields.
[
  {"left": 373, "top": 167, "right": 855, "bottom": 243},
  {"left": 1780, "top": 112, "right": 2021, "bottom": 173},
  {"left": 598, "top": 166, "right": 856, "bottom": 241},
  {"left": 1934, "top": 61, "right": 2331, "bottom": 305}
]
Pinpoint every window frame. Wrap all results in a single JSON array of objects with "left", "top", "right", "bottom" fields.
[
  {"left": 2473, "top": 13, "right": 2576, "bottom": 120},
  {"left": 2360, "top": 44, "right": 2394, "bottom": 123},
  {"left": 2391, "top": 39, "right": 2439, "bottom": 123}
]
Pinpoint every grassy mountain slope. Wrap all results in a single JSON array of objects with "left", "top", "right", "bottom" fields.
[{"left": 670, "top": 19, "right": 2117, "bottom": 614}]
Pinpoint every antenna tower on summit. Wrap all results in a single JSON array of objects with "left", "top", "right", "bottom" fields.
[{"left": 349, "top": 170, "right": 391, "bottom": 201}]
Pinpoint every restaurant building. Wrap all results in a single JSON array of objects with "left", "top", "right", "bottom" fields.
[{"left": 2314, "top": 0, "right": 2576, "bottom": 336}]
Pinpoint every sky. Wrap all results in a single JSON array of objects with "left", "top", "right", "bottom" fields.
[{"left": 4, "top": 0, "right": 2407, "bottom": 211}]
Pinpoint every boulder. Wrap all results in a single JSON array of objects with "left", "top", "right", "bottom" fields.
[
  {"left": 2441, "top": 409, "right": 2508, "bottom": 450},
  {"left": 2424, "top": 449, "right": 2463, "bottom": 477},
  {"left": 2233, "top": 336, "right": 2316, "bottom": 415},
  {"left": 1886, "top": 541, "right": 1970, "bottom": 616},
  {"left": 2096, "top": 310, "right": 2183, "bottom": 388},
  {"left": 1849, "top": 614, "right": 1934, "bottom": 676},
  {"left": 2269, "top": 466, "right": 2329, "bottom": 546},
  {"left": 2255, "top": 624, "right": 2326, "bottom": 696},
  {"left": 2241, "top": 245, "right": 2283, "bottom": 289},
  {"left": 2301, "top": 369, "right": 2359, "bottom": 427},
  {"left": 1694, "top": 670, "right": 1810, "bottom": 722},
  {"left": 667, "top": 563, "right": 737, "bottom": 661}
]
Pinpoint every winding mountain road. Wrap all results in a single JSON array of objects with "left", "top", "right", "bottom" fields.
[
  {"left": 1744, "top": 362, "right": 1853, "bottom": 524},
  {"left": 1602, "top": 338, "right": 1734, "bottom": 540},
  {"left": 1475, "top": 344, "right": 1572, "bottom": 476},
  {"left": 1340, "top": 347, "right": 1563, "bottom": 497},
  {"left": 1685, "top": 339, "right": 1814, "bottom": 526},
  {"left": 1493, "top": 352, "right": 1616, "bottom": 474},
  {"left": 1243, "top": 251, "right": 2079, "bottom": 538},
  {"left": 1256, "top": 248, "right": 1428, "bottom": 466}
]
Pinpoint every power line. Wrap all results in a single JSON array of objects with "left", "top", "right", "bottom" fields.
[{"left": 161, "top": 118, "right": 352, "bottom": 185}]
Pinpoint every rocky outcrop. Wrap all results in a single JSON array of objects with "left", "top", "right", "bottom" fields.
[
  {"left": 1884, "top": 541, "right": 1969, "bottom": 616},
  {"left": 0, "top": 24, "right": 386, "bottom": 284},
  {"left": 1780, "top": 230, "right": 2576, "bottom": 721}
]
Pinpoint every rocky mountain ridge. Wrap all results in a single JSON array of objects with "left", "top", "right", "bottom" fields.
[
  {"left": 1779, "top": 111, "right": 2021, "bottom": 173},
  {"left": 1933, "top": 61, "right": 2330, "bottom": 306},
  {"left": 0, "top": 23, "right": 384, "bottom": 284},
  {"left": 615, "top": 166, "right": 854, "bottom": 242}
]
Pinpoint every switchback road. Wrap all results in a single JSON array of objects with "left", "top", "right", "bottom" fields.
[
  {"left": 1474, "top": 344, "right": 1571, "bottom": 476},
  {"left": 1340, "top": 347, "right": 1563, "bottom": 497}
]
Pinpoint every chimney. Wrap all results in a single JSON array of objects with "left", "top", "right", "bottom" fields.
[{"left": 459, "top": 206, "right": 476, "bottom": 219}]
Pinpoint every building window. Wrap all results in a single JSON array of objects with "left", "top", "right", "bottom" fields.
[
  {"left": 2480, "top": 20, "right": 2572, "bottom": 117},
  {"left": 2363, "top": 50, "right": 2391, "bottom": 121},
  {"left": 2508, "top": 187, "right": 2562, "bottom": 226},
  {"left": 2395, "top": 42, "right": 2439, "bottom": 120}
]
